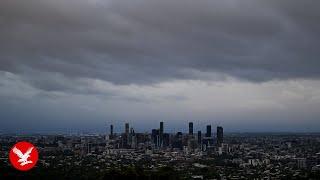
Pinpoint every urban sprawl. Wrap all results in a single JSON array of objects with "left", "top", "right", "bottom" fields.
[{"left": 1, "top": 122, "right": 320, "bottom": 179}]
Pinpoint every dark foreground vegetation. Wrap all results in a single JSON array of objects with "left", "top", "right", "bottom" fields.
[{"left": 1, "top": 163, "right": 184, "bottom": 180}]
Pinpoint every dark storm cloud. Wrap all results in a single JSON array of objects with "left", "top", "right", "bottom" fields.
[{"left": 0, "top": 0, "right": 320, "bottom": 90}]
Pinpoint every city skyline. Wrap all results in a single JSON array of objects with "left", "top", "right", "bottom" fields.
[
  {"left": 1, "top": 126, "right": 318, "bottom": 179},
  {"left": 107, "top": 122, "right": 220, "bottom": 135},
  {"left": 1, "top": 0, "right": 320, "bottom": 133}
]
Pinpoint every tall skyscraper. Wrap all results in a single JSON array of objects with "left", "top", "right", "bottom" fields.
[
  {"left": 160, "top": 122, "right": 164, "bottom": 134},
  {"left": 125, "top": 123, "right": 129, "bottom": 134},
  {"left": 122, "top": 123, "right": 130, "bottom": 148},
  {"left": 109, "top": 124, "right": 114, "bottom": 140},
  {"left": 172, "top": 132, "right": 183, "bottom": 150},
  {"left": 160, "top": 122, "right": 164, "bottom": 147},
  {"left": 206, "top": 125, "right": 211, "bottom": 137},
  {"left": 163, "top": 133, "right": 170, "bottom": 147},
  {"left": 189, "top": 122, "right": 193, "bottom": 135},
  {"left": 217, "top": 126, "right": 223, "bottom": 146},
  {"left": 152, "top": 128, "right": 157, "bottom": 145},
  {"left": 152, "top": 129, "right": 161, "bottom": 148},
  {"left": 197, "top": 131, "right": 202, "bottom": 145},
  {"left": 110, "top": 125, "right": 114, "bottom": 136}
]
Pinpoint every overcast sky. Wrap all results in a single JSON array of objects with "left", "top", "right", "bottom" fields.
[{"left": 1, "top": 0, "right": 320, "bottom": 133}]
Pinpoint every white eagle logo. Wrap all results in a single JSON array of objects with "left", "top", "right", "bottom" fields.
[{"left": 12, "top": 146, "right": 34, "bottom": 166}]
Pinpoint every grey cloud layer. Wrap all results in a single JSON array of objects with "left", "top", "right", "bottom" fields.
[
  {"left": 1, "top": 70, "right": 320, "bottom": 132},
  {"left": 1, "top": 0, "right": 320, "bottom": 91}
]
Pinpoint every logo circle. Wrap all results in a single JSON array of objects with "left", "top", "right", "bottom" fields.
[{"left": 9, "top": 141, "right": 39, "bottom": 171}]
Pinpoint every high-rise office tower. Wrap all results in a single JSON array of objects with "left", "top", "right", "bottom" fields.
[
  {"left": 217, "top": 126, "right": 223, "bottom": 146},
  {"left": 123, "top": 123, "right": 129, "bottom": 148},
  {"left": 173, "top": 132, "right": 183, "bottom": 150},
  {"left": 189, "top": 122, "right": 193, "bottom": 135},
  {"left": 109, "top": 124, "right": 114, "bottom": 140},
  {"left": 110, "top": 125, "right": 114, "bottom": 136},
  {"left": 152, "top": 129, "right": 157, "bottom": 144},
  {"left": 152, "top": 129, "right": 160, "bottom": 148},
  {"left": 129, "top": 127, "right": 135, "bottom": 148},
  {"left": 160, "top": 122, "right": 164, "bottom": 147},
  {"left": 163, "top": 133, "right": 170, "bottom": 147},
  {"left": 160, "top": 122, "right": 164, "bottom": 134},
  {"left": 197, "top": 131, "right": 202, "bottom": 145},
  {"left": 206, "top": 125, "right": 211, "bottom": 137},
  {"left": 125, "top": 123, "right": 129, "bottom": 134}
]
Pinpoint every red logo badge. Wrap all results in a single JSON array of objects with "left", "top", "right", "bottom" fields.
[{"left": 9, "top": 141, "right": 39, "bottom": 171}]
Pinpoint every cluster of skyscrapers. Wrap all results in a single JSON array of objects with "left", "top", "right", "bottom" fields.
[{"left": 107, "top": 122, "right": 224, "bottom": 152}]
